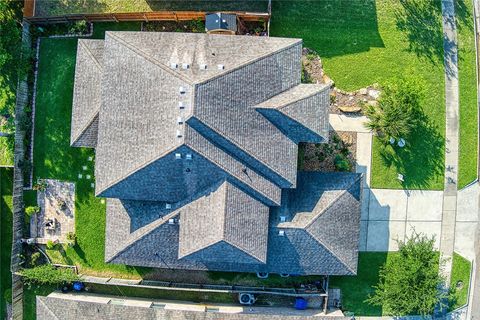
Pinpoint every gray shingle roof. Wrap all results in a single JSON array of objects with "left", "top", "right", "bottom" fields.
[
  {"left": 179, "top": 181, "right": 269, "bottom": 263},
  {"left": 36, "top": 295, "right": 350, "bottom": 320},
  {"left": 255, "top": 84, "right": 330, "bottom": 143},
  {"left": 70, "top": 32, "right": 360, "bottom": 276},
  {"left": 70, "top": 39, "right": 103, "bottom": 146},
  {"left": 105, "top": 173, "right": 362, "bottom": 275}
]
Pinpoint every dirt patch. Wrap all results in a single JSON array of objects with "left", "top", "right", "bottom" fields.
[{"left": 300, "top": 131, "right": 357, "bottom": 172}]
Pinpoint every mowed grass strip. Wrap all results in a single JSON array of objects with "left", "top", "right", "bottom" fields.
[
  {"left": 34, "top": 0, "right": 268, "bottom": 16},
  {"left": 450, "top": 252, "right": 472, "bottom": 309},
  {"left": 270, "top": 0, "right": 446, "bottom": 190},
  {"left": 0, "top": 168, "right": 13, "bottom": 319},
  {"left": 456, "top": 0, "right": 478, "bottom": 188},
  {"left": 33, "top": 27, "right": 149, "bottom": 278}
]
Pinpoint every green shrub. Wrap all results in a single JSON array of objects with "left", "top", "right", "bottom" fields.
[
  {"left": 3, "top": 288, "right": 12, "bottom": 303},
  {"left": 334, "top": 154, "right": 351, "bottom": 172},
  {"left": 46, "top": 240, "right": 56, "bottom": 250},
  {"left": 66, "top": 232, "right": 76, "bottom": 246},
  {"left": 30, "top": 252, "right": 42, "bottom": 267},
  {"left": 25, "top": 205, "right": 40, "bottom": 217},
  {"left": 20, "top": 265, "right": 80, "bottom": 286}
]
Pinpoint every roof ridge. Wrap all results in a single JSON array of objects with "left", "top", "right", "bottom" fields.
[
  {"left": 71, "top": 113, "right": 99, "bottom": 145},
  {"left": 277, "top": 84, "right": 330, "bottom": 111},
  {"left": 194, "top": 39, "right": 302, "bottom": 86},
  {"left": 189, "top": 116, "right": 294, "bottom": 187},
  {"left": 106, "top": 32, "right": 193, "bottom": 85},
  {"left": 221, "top": 181, "right": 229, "bottom": 239},
  {"left": 223, "top": 238, "right": 266, "bottom": 264},
  {"left": 106, "top": 209, "right": 180, "bottom": 263},
  {"left": 96, "top": 144, "right": 180, "bottom": 196},
  {"left": 79, "top": 40, "right": 102, "bottom": 71},
  {"left": 305, "top": 230, "right": 356, "bottom": 274},
  {"left": 303, "top": 174, "right": 363, "bottom": 230}
]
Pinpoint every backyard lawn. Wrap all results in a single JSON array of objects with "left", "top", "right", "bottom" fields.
[
  {"left": 456, "top": 0, "right": 478, "bottom": 188},
  {"left": 34, "top": 0, "right": 269, "bottom": 16},
  {"left": 31, "top": 22, "right": 150, "bottom": 279},
  {"left": 0, "top": 168, "right": 13, "bottom": 319},
  {"left": 271, "top": 0, "right": 446, "bottom": 190}
]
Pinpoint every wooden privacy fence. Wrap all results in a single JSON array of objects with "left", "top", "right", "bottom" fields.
[
  {"left": 23, "top": 0, "right": 270, "bottom": 24},
  {"left": 24, "top": 11, "right": 269, "bottom": 24}
]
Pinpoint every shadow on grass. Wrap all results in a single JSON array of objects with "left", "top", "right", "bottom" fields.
[
  {"left": 377, "top": 111, "right": 444, "bottom": 189},
  {"left": 270, "top": 0, "right": 384, "bottom": 58},
  {"left": 394, "top": 0, "right": 444, "bottom": 65},
  {"left": 329, "top": 252, "right": 389, "bottom": 316}
]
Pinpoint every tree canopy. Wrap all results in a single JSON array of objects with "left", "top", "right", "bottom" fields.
[
  {"left": 367, "top": 233, "right": 448, "bottom": 316},
  {"left": 364, "top": 75, "right": 426, "bottom": 141}
]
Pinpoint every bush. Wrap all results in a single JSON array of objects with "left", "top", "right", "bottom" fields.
[
  {"left": 334, "top": 154, "right": 351, "bottom": 172},
  {"left": 3, "top": 288, "right": 12, "bottom": 304},
  {"left": 67, "top": 20, "right": 88, "bottom": 34},
  {"left": 20, "top": 265, "right": 80, "bottom": 286},
  {"left": 25, "top": 205, "right": 40, "bottom": 217},
  {"left": 364, "top": 75, "right": 426, "bottom": 141},
  {"left": 46, "top": 240, "right": 56, "bottom": 250},
  {"left": 66, "top": 232, "right": 76, "bottom": 246},
  {"left": 30, "top": 252, "right": 42, "bottom": 267}
]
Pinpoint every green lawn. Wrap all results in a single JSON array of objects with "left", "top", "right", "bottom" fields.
[
  {"left": 34, "top": 0, "right": 269, "bottom": 16},
  {"left": 456, "top": 1, "right": 478, "bottom": 188},
  {"left": 0, "top": 138, "right": 14, "bottom": 167},
  {"left": 271, "top": 0, "right": 446, "bottom": 190},
  {"left": 32, "top": 22, "right": 150, "bottom": 279},
  {"left": 329, "top": 252, "right": 390, "bottom": 316},
  {"left": 0, "top": 168, "right": 13, "bottom": 319},
  {"left": 450, "top": 253, "right": 472, "bottom": 309}
]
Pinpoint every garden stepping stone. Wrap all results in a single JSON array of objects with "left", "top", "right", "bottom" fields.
[
  {"left": 78, "top": 174, "right": 83, "bottom": 179},
  {"left": 86, "top": 175, "right": 91, "bottom": 180},
  {"left": 101, "top": 199, "right": 105, "bottom": 204},
  {"left": 88, "top": 156, "right": 93, "bottom": 161},
  {"left": 91, "top": 183, "right": 95, "bottom": 188},
  {"left": 82, "top": 165, "right": 87, "bottom": 171}
]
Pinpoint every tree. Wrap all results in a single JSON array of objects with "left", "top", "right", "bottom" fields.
[
  {"left": 20, "top": 265, "right": 80, "bottom": 286},
  {"left": 364, "top": 75, "right": 425, "bottom": 141},
  {"left": 367, "top": 233, "right": 448, "bottom": 316}
]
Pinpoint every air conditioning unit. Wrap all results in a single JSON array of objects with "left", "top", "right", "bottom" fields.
[
  {"left": 170, "top": 63, "right": 178, "bottom": 69},
  {"left": 182, "top": 63, "right": 190, "bottom": 70},
  {"left": 217, "top": 64, "right": 224, "bottom": 70},
  {"left": 199, "top": 64, "right": 207, "bottom": 70},
  {"left": 178, "top": 101, "right": 185, "bottom": 109},
  {"left": 179, "top": 87, "right": 186, "bottom": 94},
  {"left": 177, "top": 117, "right": 183, "bottom": 124}
]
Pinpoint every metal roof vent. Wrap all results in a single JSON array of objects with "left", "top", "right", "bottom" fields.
[
  {"left": 175, "top": 153, "right": 182, "bottom": 160},
  {"left": 178, "top": 101, "right": 185, "bottom": 109},
  {"left": 280, "top": 216, "right": 286, "bottom": 222},
  {"left": 168, "top": 218, "right": 175, "bottom": 225},
  {"left": 176, "top": 130, "right": 182, "bottom": 138},
  {"left": 182, "top": 63, "right": 190, "bottom": 70},
  {"left": 170, "top": 63, "right": 178, "bottom": 69},
  {"left": 199, "top": 64, "right": 207, "bottom": 70},
  {"left": 179, "top": 87, "right": 186, "bottom": 94},
  {"left": 186, "top": 154, "right": 192, "bottom": 160},
  {"left": 177, "top": 117, "right": 183, "bottom": 124},
  {"left": 278, "top": 230, "right": 285, "bottom": 236},
  {"left": 217, "top": 64, "right": 225, "bottom": 70},
  {"left": 165, "top": 203, "right": 172, "bottom": 209}
]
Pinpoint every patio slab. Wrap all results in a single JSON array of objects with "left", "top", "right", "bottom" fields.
[{"left": 32, "top": 179, "right": 75, "bottom": 243}]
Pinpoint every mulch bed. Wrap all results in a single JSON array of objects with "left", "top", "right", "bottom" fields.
[
  {"left": 142, "top": 20, "right": 205, "bottom": 33},
  {"left": 300, "top": 131, "right": 357, "bottom": 172}
]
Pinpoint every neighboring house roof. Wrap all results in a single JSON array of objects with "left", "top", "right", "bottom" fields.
[
  {"left": 70, "top": 32, "right": 360, "bottom": 276},
  {"left": 205, "top": 12, "right": 237, "bottom": 32},
  {"left": 70, "top": 39, "right": 104, "bottom": 147},
  {"left": 104, "top": 173, "right": 362, "bottom": 275},
  {"left": 36, "top": 294, "right": 350, "bottom": 320}
]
